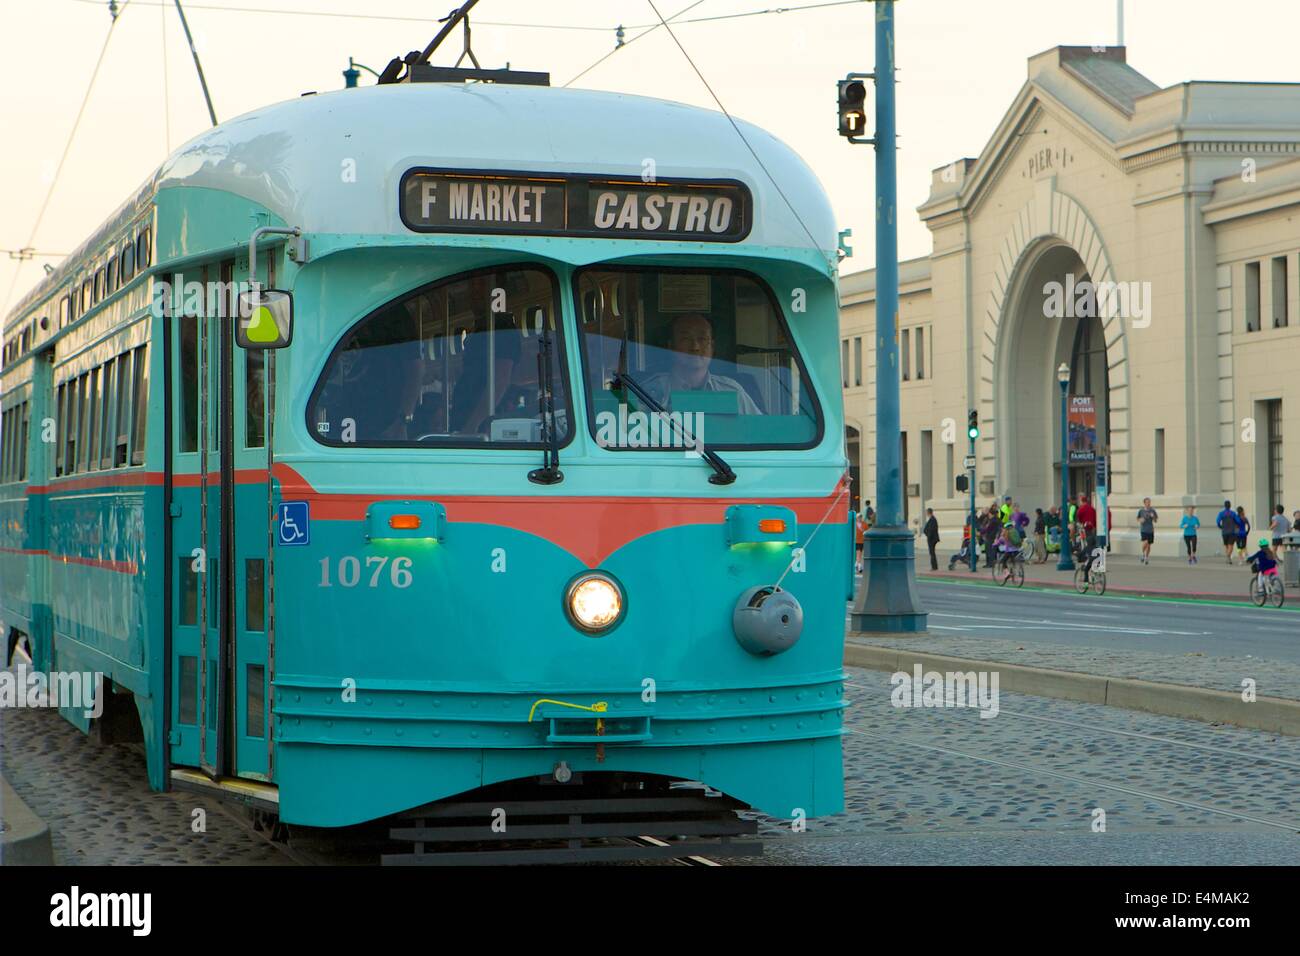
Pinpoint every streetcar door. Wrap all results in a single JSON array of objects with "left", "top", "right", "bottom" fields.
[{"left": 168, "top": 262, "right": 229, "bottom": 778}]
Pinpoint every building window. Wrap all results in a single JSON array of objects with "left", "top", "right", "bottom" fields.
[
  {"left": 1272, "top": 256, "right": 1289, "bottom": 328},
  {"left": 852, "top": 336, "right": 862, "bottom": 388},
  {"left": 900, "top": 328, "right": 911, "bottom": 382},
  {"left": 916, "top": 326, "right": 925, "bottom": 380},
  {"left": 1267, "top": 400, "right": 1283, "bottom": 512},
  {"left": 841, "top": 339, "right": 850, "bottom": 389},
  {"left": 945, "top": 441, "right": 954, "bottom": 494},
  {"left": 1245, "top": 261, "right": 1261, "bottom": 332},
  {"left": 1154, "top": 428, "right": 1165, "bottom": 496}
]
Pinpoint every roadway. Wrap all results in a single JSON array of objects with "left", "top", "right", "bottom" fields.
[{"left": 851, "top": 577, "right": 1300, "bottom": 663}]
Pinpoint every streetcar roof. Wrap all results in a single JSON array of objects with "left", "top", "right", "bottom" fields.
[{"left": 10, "top": 83, "right": 837, "bottom": 326}]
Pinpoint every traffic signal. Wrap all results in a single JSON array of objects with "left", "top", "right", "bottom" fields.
[
  {"left": 967, "top": 409, "right": 979, "bottom": 440},
  {"left": 837, "top": 79, "right": 867, "bottom": 138},
  {"left": 956, "top": 475, "right": 969, "bottom": 493}
]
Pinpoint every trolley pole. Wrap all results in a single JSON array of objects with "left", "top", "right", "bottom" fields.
[{"left": 849, "top": 0, "right": 927, "bottom": 632}]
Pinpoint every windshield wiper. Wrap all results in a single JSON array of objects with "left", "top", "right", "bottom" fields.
[
  {"left": 527, "top": 323, "right": 563, "bottom": 485},
  {"left": 610, "top": 369, "right": 736, "bottom": 486}
]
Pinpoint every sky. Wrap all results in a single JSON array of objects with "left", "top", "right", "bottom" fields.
[{"left": 2, "top": 0, "right": 1299, "bottom": 322}]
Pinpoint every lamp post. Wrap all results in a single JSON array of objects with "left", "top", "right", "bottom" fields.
[{"left": 1056, "top": 362, "right": 1075, "bottom": 571}]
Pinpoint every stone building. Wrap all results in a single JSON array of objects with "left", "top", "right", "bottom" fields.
[{"left": 840, "top": 46, "right": 1300, "bottom": 554}]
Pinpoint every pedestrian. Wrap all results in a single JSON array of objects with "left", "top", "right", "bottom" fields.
[
  {"left": 1136, "top": 497, "right": 1158, "bottom": 564},
  {"left": 1044, "top": 505, "right": 1061, "bottom": 553},
  {"left": 1215, "top": 499, "right": 1236, "bottom": 564},
  {"left": 854, "top": 508, "right": 866, "bottom": 574},
  {"left": 923, "top": 507, "right": 940, "bottom": 571},
  {"left": 1234, "top": 505, "right": 1250, "bottom": 565},
  {"left": 1269, "top": 504, "right": 1292, "bottom": 551},
  {"left": 1033, "top": 507, "right": 1047, "bottom": 562},
  {"left": 981, "top": 506, "right": 999, "bottom": 567},
  {"left": 1180, "top": 505, "right": 1200, "bottom": 564}
]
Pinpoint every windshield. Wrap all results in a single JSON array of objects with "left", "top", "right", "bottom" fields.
[
  {"left": 308, "top": 266, "right": 570, "bottom": 447},
  {"left": 574, "top": 267, "right": 821, "bottom": 449}
]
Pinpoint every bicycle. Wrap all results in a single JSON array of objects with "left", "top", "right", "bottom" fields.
[
  {"left": 992, "top": 548, "right": 1026, "bottom": 587},
  {"left": 1249, "top": 569, "right": 1285, "bottom": 608},
  {"left": 1073, "top": 546, "right": 1107, "bottom": 595}
]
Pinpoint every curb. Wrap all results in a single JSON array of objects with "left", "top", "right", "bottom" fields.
[
  {"left": 918, "top": 569, "right": 1255, "bottom": 603},
  {"left": 1, "top": 775, "right": 53, "bottom": 866},
  {"left": 844, "top": 641, "right": 1300, "bottom": 736}
]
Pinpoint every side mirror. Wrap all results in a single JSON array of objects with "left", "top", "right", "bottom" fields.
[{"left": 236, "top": 288, "right": 294, "bottom": 349}]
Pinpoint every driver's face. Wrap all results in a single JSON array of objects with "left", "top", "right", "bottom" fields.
[{"left": 671, "top": 316, "right": 713, "bottom": 375}]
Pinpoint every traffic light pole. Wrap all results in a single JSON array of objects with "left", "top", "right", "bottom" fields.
[
  {"left": 969, "top": 432, "right": 978, "bottom": 573},
  {"left": 850, "top": 0, "right": 928, "bottom": 633}
]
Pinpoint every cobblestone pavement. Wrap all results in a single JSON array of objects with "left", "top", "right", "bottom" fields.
[
  {"left": 9, "top": 665, "right": 1296, "bottom": 866},
  {"left": 738, "top": 666, "right": 1300, "bottom": 865},
  {"left": 0, "top": 703, "right": 293, "bottom": 866},
  {"left": 848, "top": 632, "right": 1300, "bottom": 701}
]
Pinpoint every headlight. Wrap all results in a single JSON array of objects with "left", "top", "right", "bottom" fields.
[{"left": 566, "top": 573, "right": 624, "bottom": 633}]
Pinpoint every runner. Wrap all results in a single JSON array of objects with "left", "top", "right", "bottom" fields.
[
  {"left": 1269, "top": 504, "right": 1292, "bottom": 551},
  {"left": 1136, "top": 497, "right": 1158, "bottom": 564},
  {"left": 1180, "top": 505, "right": 1200, "bottom": 564},
  {"left": 1215, "top": 499, "right": 1236, "bottom": 564},
  {"left": 1234, "top": 505, "right": 1251, "bottom": 565}
]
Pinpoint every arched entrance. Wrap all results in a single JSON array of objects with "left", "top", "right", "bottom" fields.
[
  {"left": 996, "top": 241, "right": 1110, "bottom": 510},
  {"left": 977, "top": 182, "right": 1132, "bottom": 507}
]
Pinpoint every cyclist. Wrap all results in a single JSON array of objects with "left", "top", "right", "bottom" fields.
[
  {"left": 994, "top": 522, "right": 1023, "bottom": 577},
  {"left": 1245, "top": 537, "right": 1280, "bottom": 596}
]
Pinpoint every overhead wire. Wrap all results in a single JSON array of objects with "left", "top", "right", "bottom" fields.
[
  {"left": 643, "top": 0, "right": 834, "bottom": 267},
  {"left": 4, "top": 1, "right": 132, "bottom": 318},
  {"left": 562, "top": 0, "right": 707, "bottom": 88}
]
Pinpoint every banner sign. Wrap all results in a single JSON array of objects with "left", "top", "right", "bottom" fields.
[
  {"left": 401, "top": 168, "right": 751, "bottom": 242},
  {"left": 1067, "top": 395, "right": 1097, "bottom": 463}
]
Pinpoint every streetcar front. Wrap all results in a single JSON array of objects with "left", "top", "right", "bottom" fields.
[{"left": 246, "top": 84, "right": 849, "bottom": 827}]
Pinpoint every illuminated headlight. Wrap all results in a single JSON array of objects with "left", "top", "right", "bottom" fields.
[{"left": 566, "top": 573, "right": 624, "bottom": 634}]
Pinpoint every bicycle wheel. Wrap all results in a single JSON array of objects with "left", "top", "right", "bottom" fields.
[
  {"left": 1270, "top": 578, "right": 1285, "bottom": 609},
  {"left": 1074, "top": 566, "right": 1089, "bottom": 594},
  {"left": 1011, "top": 560, "right": 1025, "bottom": 587},
  {"left": 1092, "top": 571, "right": 1106, "bottom": 596},
  {"left": 1250, "top": 577, "right": 1267, "bottom": 607}
]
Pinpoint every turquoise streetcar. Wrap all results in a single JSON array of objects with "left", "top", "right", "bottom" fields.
[{"left": 1, "top": 78, "right": 850, "bottom": 848}]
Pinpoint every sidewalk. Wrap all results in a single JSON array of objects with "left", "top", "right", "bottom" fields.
[{"left": 918, "top": 549, "right": 1281, "bottom": 602}]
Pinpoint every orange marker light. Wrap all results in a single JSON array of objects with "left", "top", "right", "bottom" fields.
[
  {"left": 388, "top": 514, "right": 421, "bottom": 530},
  {"left": 758, "top": 519, "right": 787, "bottom": 534}
]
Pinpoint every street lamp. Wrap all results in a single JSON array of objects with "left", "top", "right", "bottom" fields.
[{"left": 1056, "top": 362, "right": 1075, "bottom": 571}]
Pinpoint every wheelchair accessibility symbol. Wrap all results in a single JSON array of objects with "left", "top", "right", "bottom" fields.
[{"left": 277, "top": 501, "right": 310, "bottom": 546}]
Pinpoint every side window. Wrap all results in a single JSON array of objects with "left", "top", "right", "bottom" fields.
[
  {"left": 121, "top": 243, "right": 135, "bottom": 283},
  {"left": 178, "top": 273, "right": 198, "bottom": 453},
  {"left": 60, "top": 295, "right": 70, "bottom": 327},
  {"left": 132, "top": 344, "right": 149, "bottom": 465},
  {"left": 55, "top": 384, "right": 66, "bottom": 477},
  {"left": 107, "top": 257, "right": 118, "bottom": 294},
  {"left": 307, "top": 266, "right": 571, "bottom": 447},
  {"left": 114, "top": 353, "right": 131, "bottom": 466},
  {"left": 99, "top": 359, "right": 116, "bottom": 469},
  {"left": 94, "top": 267, "right": 106, "bottom": 304},
  {"left": 62, "top": 376, "right": 79, "bottom": 475},
  {"left": 20, "top": 401, "right": 28, "bottom": 480},
  {"left": 77, "top": 372, "right": 91, "bottom": 473},
  {"left": 86, "top": 367, "right": 101, "bottom": 471},
  {"left": 81, "top": 278, "right": 92, "bottom": 314},
  {"left": 137, "top": 229, "right": 151, "bottom": 270}
]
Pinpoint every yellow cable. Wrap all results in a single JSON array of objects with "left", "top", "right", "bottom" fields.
[{"left": 527, "top": 698, "right": 609, "bottom": 723}]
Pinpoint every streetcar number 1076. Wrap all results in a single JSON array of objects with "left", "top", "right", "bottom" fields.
[{"left": 318, "top": 556, "right": 414, "bottom": 589}]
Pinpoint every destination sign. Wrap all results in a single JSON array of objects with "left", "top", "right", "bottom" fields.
[{"left": 400, "top": 169, "right": 751, "bottom": 242}]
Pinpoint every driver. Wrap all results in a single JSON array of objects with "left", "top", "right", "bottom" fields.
[{"left": 643, "top": 312, "right": 760, "bottom": 414}]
